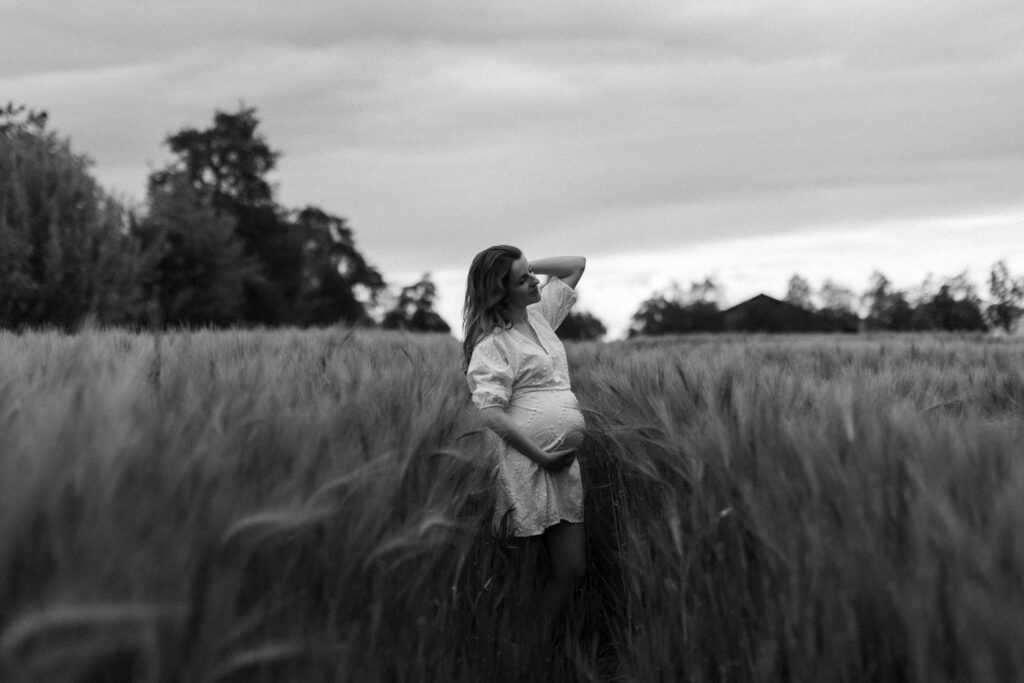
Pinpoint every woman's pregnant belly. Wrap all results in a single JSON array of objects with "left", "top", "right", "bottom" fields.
[{"left": 508, "top": 388, "right": 585, "bottom": 452}]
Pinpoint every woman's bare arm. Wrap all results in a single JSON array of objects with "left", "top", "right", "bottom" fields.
[
  {"left": 529, "top": 256, "right": 586, "bottom": 290},
  {"left": 478, "top": 406, "right": 576, "bottom": 470}
]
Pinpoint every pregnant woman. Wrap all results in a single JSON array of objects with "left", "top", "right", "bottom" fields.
[{"left": 462, "top": 245, "right": 587, "bottom": 626}]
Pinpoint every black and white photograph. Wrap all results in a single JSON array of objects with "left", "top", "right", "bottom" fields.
[{"left": 2, "top": 1, "right": 1023, "bottom": 680}]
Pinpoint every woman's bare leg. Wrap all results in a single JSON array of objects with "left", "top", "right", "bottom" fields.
[{"left": 541, "top": 521, "right": 586, "bottom": 629}]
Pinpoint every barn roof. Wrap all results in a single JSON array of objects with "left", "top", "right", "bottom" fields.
[{"left": 722, "top": 294, "right": 858, "bottom": 333}]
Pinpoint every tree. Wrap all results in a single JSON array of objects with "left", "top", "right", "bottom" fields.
[
  {"left": 862, "top": 271, "right": 913, "bottom": 331},
  {"left": 913, "top": 272, "right": 987, "bottom": 332},
  {"left": 819, "top": 280, "right": 857, "bottom": 316},
  {"left": 149, "top": 105, "right": 298, "bottom": 324},
  {"left": 629, "top": 276, "right": 724, "bottom": 336},
  {"left": 134, "top": 175, "right": 257, "bottom": 326},
  {"left": 986, "top": 260, "right": 1024, "bottom": 333},
  {"left": 687, "top": 276, "right": 725, "bottom": 307},
  {"left": 293, "top": 206, "right": 385, "bottom": 326},
  {"left": 817, "top": 279, "right": 860, "bottom": 329},
  {"left": 0, "top": 103, "right": 140, "bottom": 329},
  {"left": 381, "top": 273, "right": 450, "bottom": 333},
  {"left": 150, "top": 105, "right": 277, "bottom": 211},
  {"left": 556, "top": 310, "right": 607, "bottom": 341},
  {"left": 149, "top": 105, "right": 383, "bottom": 326},
  {"left": 784, "top": 274, "right": 814, "bottom": 310}
]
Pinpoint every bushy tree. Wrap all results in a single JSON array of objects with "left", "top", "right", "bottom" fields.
[
  {"left": 913, "top": 272, "right": 987, "bottom": 332},
  {"left": 817, "top": 279, "right": 860, "bottom": 329},
  {"left": 0, "top": 103, "right": 140, "bottom": 329},
  {"left": 688, "top": 276, "right": 725, "bottom": 307},
  {"left": 629, "top": 276, "right": 724, "bottom": 336},
  {"left": 149, "top": 105, "right": 383, "bottom": 326},
  {"left": 150, "top": 105, "right": 277, "bottom": 211},
  {"left": 862, "top": 271, "right": 913, "bottom": 331},
  {"left": 134, "top": 175, "right": 257, "bottom": 326},
  {"left": 292, "top": 206, "right": 385, "bottom": 327},
  {"left": 556, "top": 310, "right": 607, "bottom": 341},
  {"left": 381, "top": 273, "right": 450, "bottom": 333},
  {"left": 861, "top": 271, "right": 988, "bottom": 333},
  {"left": 986, "top": 260, "right": 1024, "bottom": 333},
  {"left": 819, "top": 280, "right": 857, "bottom": 316},
  {"left": 784, "top": 274, "right": 814, "bottom": 311}
]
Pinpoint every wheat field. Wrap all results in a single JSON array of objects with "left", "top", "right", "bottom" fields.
[{"left": 1, "top": 328, "right": 1023, "bottom": 682}]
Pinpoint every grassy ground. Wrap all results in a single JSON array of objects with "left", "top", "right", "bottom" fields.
[{"left": 1, "top": 329, "right": 1023, "bottom": 681}]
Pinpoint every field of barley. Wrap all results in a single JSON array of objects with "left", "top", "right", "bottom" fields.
[{"left": 1, "top": 328, "right": 1023, "bottom": 682}]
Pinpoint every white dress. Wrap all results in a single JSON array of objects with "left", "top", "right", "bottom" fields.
[{"left": 466, "top": 277, "right": 585, "bottom": 537}]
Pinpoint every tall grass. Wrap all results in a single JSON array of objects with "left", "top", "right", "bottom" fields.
[{"left": 1, "top": 329, "right": 1023, "bottom": 681}]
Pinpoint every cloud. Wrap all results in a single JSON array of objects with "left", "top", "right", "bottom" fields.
[
  {"left": 7, "top": 0, "right": 1022, "bottom": 75},
  {"left": 422, "top": 209, "right": 1024, "bottom": 339},
  {"left": 2, "top": 0, "right": 1022, "bottom": 332}
]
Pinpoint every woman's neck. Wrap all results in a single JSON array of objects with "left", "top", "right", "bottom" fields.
[{"left": 506, "top": 305, "right": 528, "bottom": 325}]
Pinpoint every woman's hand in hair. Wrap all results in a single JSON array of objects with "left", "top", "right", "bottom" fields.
[{"left": 528, "top": 256, "right": 586, "bottom": 289}]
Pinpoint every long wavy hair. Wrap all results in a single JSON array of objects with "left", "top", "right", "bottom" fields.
[{"left": 462, "top": 245, "right": 522, "bottom": 368}]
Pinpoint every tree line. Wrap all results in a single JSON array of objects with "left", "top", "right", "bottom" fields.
[
  {"left": 4, "top": 101, "right": 1020, "bottom": 341},
  {"left": 629, "top": 266, "right": 1024, "bottom": 336},
  {"left": 0, "top": 102, "right": 608, "bottom": 340},
  {"left": 0, "top": 103, "right": 450, "bottom": 333},
  {"left": 0, "top": 101, "right": 611, "bottom": 339}
]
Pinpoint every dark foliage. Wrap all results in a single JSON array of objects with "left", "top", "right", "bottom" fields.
[
  {"left": 293, "top": 206, "right": 385, "bottom": 327},
  {"left": 381, "top": 274, "right": 451, "bottom": 333},
  {"left": 864, "top": 271, "right": 988, "bottom": 333},
  {"left": 149, "top": 106, "right": 277, "bottom": 211},
  {"left": 0, "top": 103, "right": 142, "bottom": 329},
  {"left": 556, "top": 310, "right": 607, "bottom": 341},
  {"left": 986, "top": 260, "right": 1024, "bottom": 333},
  {"left": 863, "top": 272, "right": 914, "bottom": 331},
  {"left": 629, "top": 277, "right": 728, "bottom": 336},
  {"left": 913, "top": 284, "right": 988, "bottom": 332},
  {"left": 630, "top": 298, "right": 724, "bottom": 336},
  {"left": 145, "top": 105, "right": 384, "bottom": 327},
  {"left": 133, "top": 175, "right": 256, "bottom": 327},
  {"left": 784, "top": 273, "right": 814, "bottom": 310}
]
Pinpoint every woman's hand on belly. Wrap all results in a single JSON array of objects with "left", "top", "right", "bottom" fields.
[
  {"left": 479, "top": 405, "right": 571, "bottom": 470},
  {"left": 540, "top": 448, "right": 577, "bottom": 471}
]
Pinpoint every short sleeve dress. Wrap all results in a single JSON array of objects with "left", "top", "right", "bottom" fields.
[{"left": 466, "top": 277, "right": 585, "bottom": 537}]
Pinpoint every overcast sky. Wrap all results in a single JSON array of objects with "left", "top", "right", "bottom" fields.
[{"left": 3, "top": 0, "right": 1022, "bottom": 336}]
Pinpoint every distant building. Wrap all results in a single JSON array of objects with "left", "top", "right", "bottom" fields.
[{"left": 722, "top": 294, "right": 859, "bottom": 333}]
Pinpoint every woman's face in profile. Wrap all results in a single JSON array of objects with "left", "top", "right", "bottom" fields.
[{"left": 504, "top": 255, "right": 541, "bottom": 308}]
